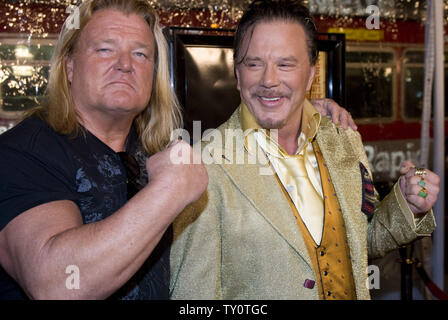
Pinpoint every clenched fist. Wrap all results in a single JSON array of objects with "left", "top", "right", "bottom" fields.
[{"left": 146, "top": 140, "right": 208, "bottom": 207}]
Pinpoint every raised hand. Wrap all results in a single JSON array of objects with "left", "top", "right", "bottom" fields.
[{"left": 399, "top": 160, "right": 440, "bottom": 214}]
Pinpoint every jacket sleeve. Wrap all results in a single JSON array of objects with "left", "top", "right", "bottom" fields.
[
  {"left": 346, "top": 130, "right": 436, "bottom": 259},
  {"left": 169, "top": 164, "right": 223, "bottom": 299}
]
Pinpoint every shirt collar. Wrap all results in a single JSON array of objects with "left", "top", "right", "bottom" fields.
[{"left": 241, "top": 99, "right": 321, "bottom": 157}]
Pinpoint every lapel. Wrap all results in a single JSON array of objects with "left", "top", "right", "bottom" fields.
[
  {"left": 315, "top": 118, "right": 366, "bottom": 257},
  {"left": 205, "top": 109, "right": 313, "bottom": 270}
]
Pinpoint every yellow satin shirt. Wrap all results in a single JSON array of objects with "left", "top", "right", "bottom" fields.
[{"left": 242, "top": 99, "right": 325, "bottom": 244}]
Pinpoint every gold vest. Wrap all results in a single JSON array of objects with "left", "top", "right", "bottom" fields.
[{"left": 278, "top": 140, "right": 357, "bottom": 299}]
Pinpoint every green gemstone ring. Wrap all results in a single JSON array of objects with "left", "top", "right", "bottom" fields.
[{"left": 419, "top": 188, "right": 428, "bottom": 199}]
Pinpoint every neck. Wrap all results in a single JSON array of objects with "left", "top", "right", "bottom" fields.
[
  {"left": 277, "top": 128, "right": 300, "bottom": 155},
  {"left": 277, "top": 110, "right": 303, "bottom": 155},
  {"left": 77, "top": 111, "right": 135, "bottom": 152}
]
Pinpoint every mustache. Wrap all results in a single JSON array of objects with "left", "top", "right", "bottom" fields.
[{"left": 251, "top": 88, "right": 290, "bottom": 98}]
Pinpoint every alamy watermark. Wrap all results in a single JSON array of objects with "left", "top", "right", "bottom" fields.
[
  {"left": 170, "top": 122, "right": 278, "bottom": 176},
  {"left": 65, "top": 5, "right": 80, "bottom": 30},
  {"left": 65, "top": 264, "right": 80, "bottom": 290},
  {"left": 366, "top": 264, "right": 380, "bottom": 290},
  {"left": 366, "top": 5, "right": 380, "bottom": 30},
  {"left": 63, "top": 263, "right": 380, "bottom": 291}
]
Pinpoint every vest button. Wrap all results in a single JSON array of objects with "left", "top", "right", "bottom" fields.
[
  {"left": 303, "top": 279, "right": 315, "bottom": 289},
  {"left": 320, "top": 251, "right": 325, "bottom": 256},
  {"left": 327, "top": 291, "right": 332, "bottom": 296},
  {"left": 323, "top": 271, "right": 328, "bottom": 276}
]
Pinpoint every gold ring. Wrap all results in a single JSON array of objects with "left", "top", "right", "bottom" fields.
[
  {"left": 415, "top": 167, "right": 427, "bottom": 177},
  {"left": 418, "top": 187, "right": 428, "bottom": 199}
]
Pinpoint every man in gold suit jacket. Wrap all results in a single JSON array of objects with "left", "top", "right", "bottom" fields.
[{"left": 169, "top": 0, "right": 439, "bottom": 300}]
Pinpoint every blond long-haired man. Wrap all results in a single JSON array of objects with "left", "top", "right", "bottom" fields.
[{"left": 0, "top": 0, "right": 208, "bottom": 299}]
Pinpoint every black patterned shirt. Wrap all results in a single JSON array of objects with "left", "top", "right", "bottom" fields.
[{"left": 0, "top": 117, "right": 170, "bottom": 300}]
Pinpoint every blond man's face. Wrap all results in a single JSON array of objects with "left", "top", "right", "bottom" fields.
[{"left": 66, "top": 9, "right": 155, "bottom": 120}]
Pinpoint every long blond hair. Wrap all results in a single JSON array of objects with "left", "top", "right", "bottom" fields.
[{"left": 27, "top": 0, "right": 182, "bottom": 154}]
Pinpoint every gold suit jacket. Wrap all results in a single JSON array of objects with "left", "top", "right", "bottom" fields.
[{"left": 170, "top": 107, "right": 436, "bottom": 300}]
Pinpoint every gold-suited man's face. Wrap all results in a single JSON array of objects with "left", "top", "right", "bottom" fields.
[{"left": 236, "top": 20, "right": 315, "bottom": 132}]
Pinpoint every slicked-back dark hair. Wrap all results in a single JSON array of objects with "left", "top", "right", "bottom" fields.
[{"left": 233, "top": 0, "right": 318, "bottom": 68}]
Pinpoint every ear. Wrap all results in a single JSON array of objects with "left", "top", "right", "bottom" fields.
[
  {"left": 235, "top": 66, "right": 241, "bottom": 92},
  {"left": 65, "top": 54, "right": 74, "bottom": 84},
  {"left": 306, "top": 65, "right": 316, "bottom": 91}
]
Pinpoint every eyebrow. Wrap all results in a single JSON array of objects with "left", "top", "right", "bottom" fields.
[
  {"left": 278, "top": 56, "right": 299, "bottom": 63},
  {"left": 93, "top": 39, "right": 152, "bottom": 50},
  {"left": 244, "top": 56, "right": 299, "bottom": 63},
  {"left": 243, "top": 56, "right": 264, "bottom": 64}
]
